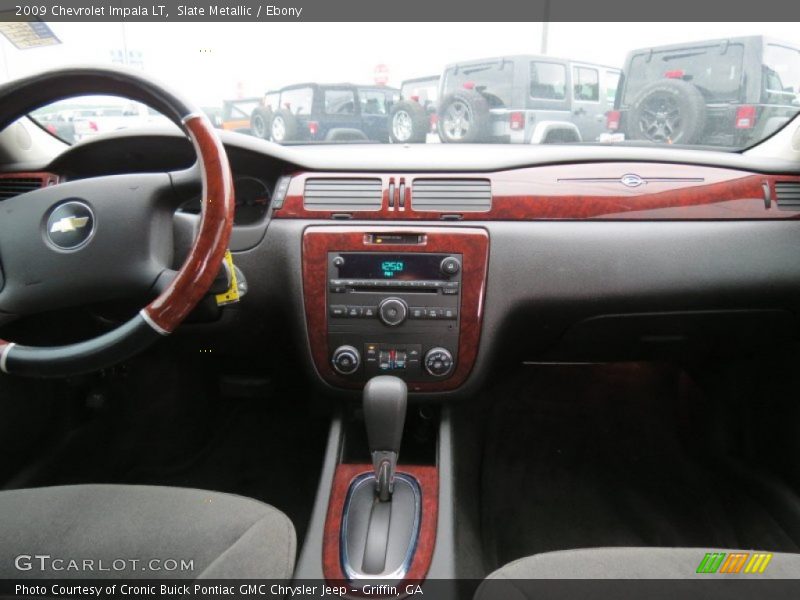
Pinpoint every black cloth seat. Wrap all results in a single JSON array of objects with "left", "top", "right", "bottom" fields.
[{"left": 0, "top": 484, "right": 296, "bottom": 579}]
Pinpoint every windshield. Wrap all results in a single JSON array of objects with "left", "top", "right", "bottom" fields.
[{"left": 2, "top": 22, "right": 799, "bottom": 151}]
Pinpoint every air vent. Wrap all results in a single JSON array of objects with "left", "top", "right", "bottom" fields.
[
  {"left": 775, "top": 182, "right": 800, "bottom": 210},
  {"left": 304, "top": 178, "right": 383, "bottom": 211},
  {"left": 0, "top": 177, "right": 45, "bottom": 201},
  {"left": 412, "top": 179, "right": 492, "bottom": 212}
]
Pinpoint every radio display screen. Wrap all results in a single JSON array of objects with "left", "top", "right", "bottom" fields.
[{"left": 335, "top": 253, "right": 448, "bottom": 280}]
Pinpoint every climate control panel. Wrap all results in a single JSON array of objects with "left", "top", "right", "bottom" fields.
[{"left": 326, "top": 252, "right": 461, "bottom": 383}]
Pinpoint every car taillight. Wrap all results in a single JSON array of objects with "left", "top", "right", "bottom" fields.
[
  {"left": 606, "top": 110, "right": 621, "bottom": 131},
  {"left": 735, "top": 105, "right": 756, "bottom": 129},
  {"left": 509, "top": 111, "right": 525, "bottom": 131},
  {"left": 462, "top": 81, "right": 476, "bottom": 90},
  {"left": 308, "top": 121, "right": 319, "bottom": 136},
  {"left": 88, "top": 121, "right": 98, "bottom": 132},
  {"left": 429, "top": 114, "right": 438, "bottom": 132},
  {"left": 46, "top": 124, "right": 57, "bottom": 134},
  {"left": 410, "top": 95, "right": 420, "bottom": 103},
  {"left": 664, "top": 70, "right": 685, "bottom": 79}
]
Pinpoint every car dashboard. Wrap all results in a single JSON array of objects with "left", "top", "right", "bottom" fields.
[{"left": 2, "top": 130, "right": 800, "bottom": 398}]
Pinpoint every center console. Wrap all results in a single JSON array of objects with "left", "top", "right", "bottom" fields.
[{"left": 302, "top": 226, "right": 490, "bottom": 392}]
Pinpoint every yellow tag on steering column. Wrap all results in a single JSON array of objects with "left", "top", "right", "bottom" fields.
[{"left": 215, "top": 250, "right": 241, "bottom": 306}]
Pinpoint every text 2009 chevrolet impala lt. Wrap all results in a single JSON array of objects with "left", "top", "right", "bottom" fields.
[{"left": 1, "top": 17, "right": 800, "bottom": 600}]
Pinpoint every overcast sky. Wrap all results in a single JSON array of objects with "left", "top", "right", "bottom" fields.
[{"left": 1, "top": 21, "right": 799, "bottom": 105}]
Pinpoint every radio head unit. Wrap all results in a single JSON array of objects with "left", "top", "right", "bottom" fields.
[{"left": 326, "top": 252, "right": 462, "bottom": 382}]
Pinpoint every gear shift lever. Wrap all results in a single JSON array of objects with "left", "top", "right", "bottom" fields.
[{"left": 363, "top": 375, "right": 407, "bottom": 502}]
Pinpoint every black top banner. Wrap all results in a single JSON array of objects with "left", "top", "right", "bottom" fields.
[{"left": 1, "top": 0, "right": 800, "bottom": 22}]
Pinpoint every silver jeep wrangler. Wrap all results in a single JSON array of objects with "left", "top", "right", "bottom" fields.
[{"left": 437, "top": 55, "right": 620, "bottom": 144}]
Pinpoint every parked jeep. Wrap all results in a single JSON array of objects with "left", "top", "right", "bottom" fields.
[
  {"left": 249, "top": 90, "right": 279, "bottom": 139},
  {"left": 436, "top": 55, "right": 620, "bottom": 143},
  {"left": 389, "top": 75, "right": 440, "bottom": 143},
  {"left": 263, "top": 83, "right": 399, "bottom": 144},
  {"left": 609, "top": 36, "right": 800, "bottom": 147},
  {"left": 221, "top": 97, "right": 262, "bottom": 133}
]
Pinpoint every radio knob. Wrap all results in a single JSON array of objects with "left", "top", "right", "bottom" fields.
[
  {"left": 424, "top": 347, "right": 454, "bottom": 377},
  {"left": 331, "top": 345, "right": 360, "bottom": 375},
  {"left": 440, "top": 256, "right": 461, "bottom": 276},
  {"left": 378, "top": 297, "right": 408, "bottom": 327}
]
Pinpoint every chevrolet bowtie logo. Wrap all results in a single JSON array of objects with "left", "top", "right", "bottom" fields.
[{"left": 50, "top": 216, "right": 90, "bottom": 234}]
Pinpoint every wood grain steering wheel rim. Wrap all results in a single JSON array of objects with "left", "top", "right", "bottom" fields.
[{"left": 0, "top": 67, "right": 234, "bottom": 377}]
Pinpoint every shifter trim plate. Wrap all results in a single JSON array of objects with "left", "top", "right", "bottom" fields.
[{"left": 339, "top": 472, "right": 421, "bottom": 584}]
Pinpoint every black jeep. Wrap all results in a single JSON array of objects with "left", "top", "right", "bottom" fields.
[
  {"left": 251, "top": 83, "right": 399, "bottom": 144},
  {"left": 610, "top": 36, "right": 800, "bottom": 147}
]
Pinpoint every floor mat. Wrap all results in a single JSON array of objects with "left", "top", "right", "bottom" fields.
[
  {"left": 3, "top": 353, "right": 330, "bottom": 546},
  {"left": 481, "top": 363, "right": 800, "bottom": 570}
]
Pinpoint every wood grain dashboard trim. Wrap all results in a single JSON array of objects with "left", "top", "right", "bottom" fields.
[
  {"left": 275, "top": 163, "right": 800, "bottom": 221},
  {"left": 322, "top": 464, "right": 438, "bottom": 586},
  {"left": 302, "top": 226, "right": 489, "bottom": 392}
]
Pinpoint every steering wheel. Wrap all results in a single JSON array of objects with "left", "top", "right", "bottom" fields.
[{"left": 0, "top": 67, "right": 234, "bottom": 378}]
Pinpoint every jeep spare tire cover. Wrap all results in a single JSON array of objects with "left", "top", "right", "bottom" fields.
[
  {"left": 438, "top": 89, "right": 492, "bottom": 143},
  {"left": 389, "top": 100, "right": 428, "bottom": 143},
  {"left": 627, "top": 78, "right": 707, "bottom": 145},
  {"left": 270, "top": 108, "right": 300, "bottom": 142}
]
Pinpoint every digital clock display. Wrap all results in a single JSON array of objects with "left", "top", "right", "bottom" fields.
[
  {"left": 335, "top": 253, "right": 450, "bottom": 280},
  {"left": 380, "top": 261, "right": 405, "bottom": 277}
]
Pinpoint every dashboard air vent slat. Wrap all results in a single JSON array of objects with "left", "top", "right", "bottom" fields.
[
  {"left": 0, "top": 177, "right": 45, "bottom": 200},
  {"left": 775, "top": 182, "right": 800, "bottom": 210},
  {"left": 412, "top": 179, "right": 492, "bottom": 212},
  {"left": 304, "top": 178, "right": 383, "bottom": 211}
]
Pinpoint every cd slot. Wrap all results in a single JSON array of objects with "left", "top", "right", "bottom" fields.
[{"left": 352, "top": 285, "right": 437, "bottom": 294}]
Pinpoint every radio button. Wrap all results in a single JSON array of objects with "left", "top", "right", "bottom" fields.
[
  {"left": 440, "top": 257, "right": 461, "bottom": 276},
  {"left": 425, "top": 308, "right": 439, "bottom": 319},
  {"left": 409, "top": 306, "right": 425, "bottom": 319},
  {"left": 346, "top": 306, "right": 363, "bottom": 318},
  {"left": 363, "top": 306, "right": 377, "bottom": 318},
  {"left": 378, "top": 297, "right": 408, "bottom": 326},
  {"left": 330, "top": 305, "right": 347, "bottom": 318},
  {"left": 442, "top": 281, "right": 459, "bottom": 295},
  {"left": 443, "top": 307, "right": 458, "bottom": 320}
]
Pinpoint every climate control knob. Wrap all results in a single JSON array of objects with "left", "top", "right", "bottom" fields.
[
  {"left": 331, "top": 345, "right": 360, "bottom": 375},
  {"left": 424, "top": 347, "right": 454, "bottom": 377},
  {"left": 378, "top": 297, "right": 408, "bottom": 327}
]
